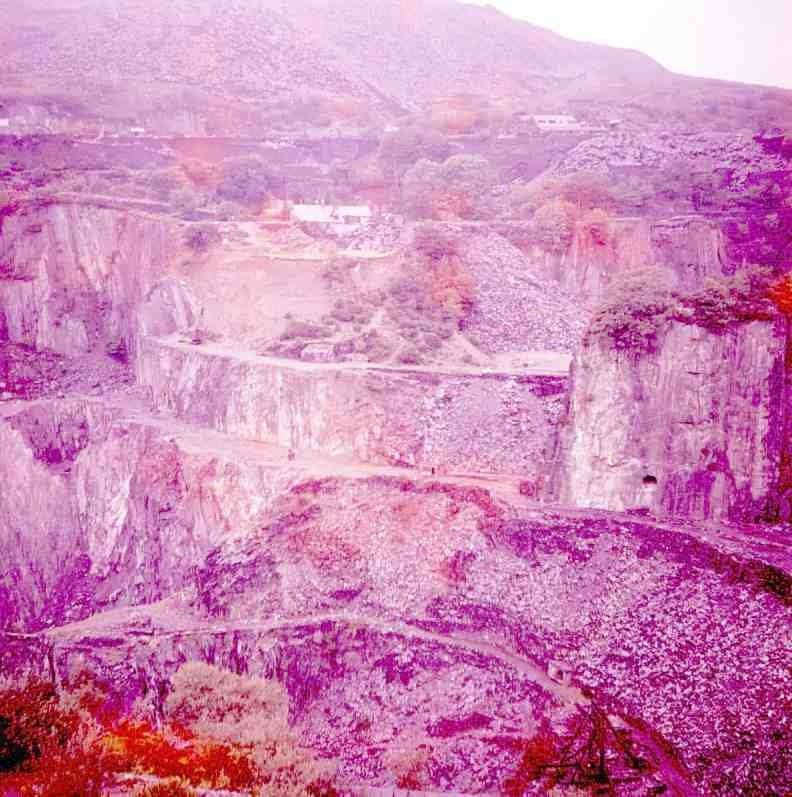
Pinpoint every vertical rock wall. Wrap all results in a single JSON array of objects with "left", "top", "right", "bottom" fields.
[
  {"left": 521, "top": 216, "right": 730, "bottom": 301},
  {"left": 0, "top": 202, "right": 178, "bottom": 355},
  {"left": 136, "top": 337, "right": 567, "bottom": 477},
  {"left": 556, "top": 317, "right": 788, "bottom": 521}
]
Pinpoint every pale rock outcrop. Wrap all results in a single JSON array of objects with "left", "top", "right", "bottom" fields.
[
  {"left": 0, "top": 397, "right": 299, "bottom": 631},
  {"left": 521, "top": 216, "right": 730, "bottom": 301},
  {"left": 557, "top": 317, "right": 787, "bottom": 521},
  {"left": 137, "top": 278, "right": 202, "bottom": 339},
  {"left": 0, "top": 202, "right": 178, "bottom": 356},
  {"left": 136, "top": 336, "right": 566, "bottom": 477}
]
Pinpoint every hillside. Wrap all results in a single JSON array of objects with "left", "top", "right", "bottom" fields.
[
  {"left": 1, "top": 2, "right": 791, "bottom": 795},
  {"left": 2, "top": 0, "right": 792, "bottom": 134}
]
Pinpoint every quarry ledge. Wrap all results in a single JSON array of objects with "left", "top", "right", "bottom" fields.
[{"left": 141, "top": 335, "right": 572, "bottom": 379}]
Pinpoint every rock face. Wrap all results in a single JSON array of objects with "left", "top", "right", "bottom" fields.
[
  {"left": 0, "top": 396, "right": 298, "bottom": 632},
  {"left": 4, "top": 493, "right": 790, "bottom": 795},
  {"left": 0, "top": 201, "right": 177, "bottom": 356},
  {"left": 522, "top": 215, "right": 730, "bottom": 302},
  {"left": 136, "top": 336, "right": 567, "bottom": 478},
  {"left": 565, "top": 216, "right": 729, "bottom": 297},
  {"left": 557, "top": 317, "right": 788, "bottom": 521}
]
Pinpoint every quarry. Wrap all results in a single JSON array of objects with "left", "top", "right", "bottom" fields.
[
  {"left": 1, "top": 180, "right": 790, "bottom": 795},
  {"left": 0, "top": 2, "right": 791, "bottom": 796}
]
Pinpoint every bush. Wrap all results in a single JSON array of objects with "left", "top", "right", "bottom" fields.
[
  {"left": 586, "top": 266, "right": 778, "bottom": 352},
  {"left": 533, "top": 199, "right": 578, "bottom": 253},
  {"left": 0, "top": 680, "right": 77, "bottom": 772},
  {"left": 397, "top": 344, "right": 421, "bottom": 365},
  {"left": 0, "top": 679, "right": 110, "bottom": 796},
  {"left": 280, "top": 320, "right": 334, "bottom": 341},
  {"left": 134, "top": 779, "right": 196, "bottom": 796},
  {"left": 166, "top": 663, "right": 335, "bottom": 797},
  {"left": 378, "top": 125, "right": 451, "bottom": 173},
  {"left": 184, "top": 224, "right": 221, "bottom": 253},
  {"left": 402, "top": 154, "right": 496, "bottom": 219},
  {"left": 586, "top": 267, "right": 677, "bottom": 351},
  {"left": 413, "top": 223, "right": 458, "bottom": 261},
  {"left": 166, "top": 662, "right": 288, "bottom": 739},
  {"left": 382, "top": 731, "right": 433, "bottom": 790},
  {"left": 0, "top": 666, "right": 338, "bottom": 797},
  {"left": 215, "top": 156, "right": 273, "bottom": 207},
  {"left": 507, "top": 171, "right": 615, "bottom": 218}
]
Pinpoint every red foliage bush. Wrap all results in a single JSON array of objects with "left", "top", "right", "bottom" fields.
[
  {"left": 502, "top": 721, "right": 560, "bottom": 796},
  {"left": 0, "top": 679, "right": 109, "bottom": 796},
  {"left": 105, "top": 719, "right": 259, "bottom": 790}
]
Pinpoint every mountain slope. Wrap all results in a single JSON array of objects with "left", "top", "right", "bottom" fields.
[
  {"left": 1, "top": 0, "right": 790, "bottom": 132},
  {"left": 270, "top": 0, "right": 666, "bottom": 107}
]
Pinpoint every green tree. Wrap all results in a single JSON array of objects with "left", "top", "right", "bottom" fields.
[{"left": 533, "top": 199, "right": 578, "bottom": 252}]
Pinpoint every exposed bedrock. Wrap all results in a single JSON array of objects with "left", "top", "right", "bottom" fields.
[
  {"left": 136, "top": 336, "right": 567, "bottom": 478},
  {"left": 4, "top": 491, "right": 790, "bottom": 794},
  {"left": 0, "top": 397, "right": 298, "bottom": 631},
  {"left": 0, "top": 201, "right": 180, "bottom": 356},
  {"left": 557, "top": 317, "right": 788, "bottom": 521},
  {"left": 521, "top": 216, "right": 730, "bottom": 300}
]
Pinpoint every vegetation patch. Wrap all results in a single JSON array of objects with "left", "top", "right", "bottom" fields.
[
  {"left": 586, "top": 266, "right": 782, "bottom": 352},
  {"left": 0, "top": 664, "right": 337, "bottom": 797}
]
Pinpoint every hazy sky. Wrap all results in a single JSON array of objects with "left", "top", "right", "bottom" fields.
[{"left": 465, "top": 0, "right": 791, "bottom": 89}]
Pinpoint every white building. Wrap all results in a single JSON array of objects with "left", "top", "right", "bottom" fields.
[
  {"left": 0, "top": 119, "right": 10, "bottom": 130},
  {"left": 532, "top": 114, "right": 582, "bottom": 131},
  {"left": 291, "top": 204, "right": 336, "bottom": 224}
]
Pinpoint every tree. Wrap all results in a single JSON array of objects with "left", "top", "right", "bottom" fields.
[
  {"left": 401, "top": 155, "right": 496, "bottom": 219},
  {"left": 215, "top": 156, "right": 272, "bottom": 207},
  {"left": 506, "top": 172, "right": 615, "bottom": 219},
  {"left": 561, "top": 171, "right": 614, "bottom": 212},
  {"left": 412, "top": 223, "right": 458, "bottom": 261},
  {"left": 533, "top": 199, "right": 579, "bottom": 253},
  {"left": 401, "top": 158, "right": 443, "bottom": 218},
  {"left": 438, "top": 154, "right": 496, "bottom": 217},
  {"left": 378, "top": 124, "right": 451, "bottom": 181}
]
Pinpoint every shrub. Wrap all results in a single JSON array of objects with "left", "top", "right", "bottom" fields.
[
  {"left": 215, "top": 156, "right": 272, "bottom": 207},
  {"left": 166, "top": 663, "right": 335, "bottom": 797},
  {"left": 382, "top": 731, "right": 433, "bottom": 790},
  {"left": 397, "top": 345, "right": 421, "bottom": 365},
  {"left": 586, "top": 266, "right": 778, "bottom": 352},
  {"left": 0, "top": 666, "right": 338, "bottom": 797},
  {"left": 134, "top": 779, "right": 196, "bottom": 796},
  {"left": 586, "top": 266, "right": 676, "bottom": 351},
  {"left": 166, "top": 662, "right": 288, "bottom": 738},
  {"left": 507, "top": 171, "right": 615, "bottom": 218},
  {"left": 0, "top": 679, "right": 109, "bottom": 796},
  {"left": 280, "top": 320, "right": 334, "bottom": 341},
  {"left": 0, "top": 680, "right": 77, "bottom": 772},
  {"left": 502, "top": 721, "right": 560, "bottom": 796},
  {"left": 402, "top": 155, "right": 496, "bottom": 219},
  {"left": 184, "top": 224, "right": 221, "bottom": 253},
  {"left": 533, "top": 199, "right": 579, "bottom": 253},
  {"left": 413, "top": 223, "right": 458, "bottom": 261},
  {"left": 378, "top": 125, "right": 451, "bottom": 173}
]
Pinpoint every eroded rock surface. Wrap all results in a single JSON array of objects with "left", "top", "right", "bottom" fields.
[{"left": 558, "top": 317, "right": 788, "bottom": 521}]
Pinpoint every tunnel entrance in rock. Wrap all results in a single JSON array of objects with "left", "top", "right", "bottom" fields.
[{"left": 642, "top": 475, "right": 658, "bottom": 485}]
